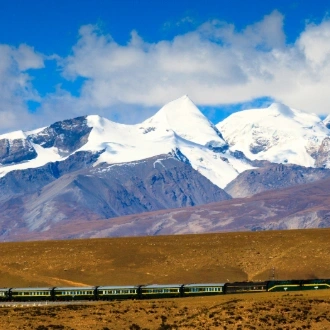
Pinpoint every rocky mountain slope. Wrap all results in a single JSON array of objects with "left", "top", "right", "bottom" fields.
[
  {"left": 12, "top": 175, "right": 330, "bottom": 241},
  {"left": 225, "top": 163, "right": 330, "bottom": 198},
  {"left": 0, "top": 154, "right": 231, "bottom": 239}
]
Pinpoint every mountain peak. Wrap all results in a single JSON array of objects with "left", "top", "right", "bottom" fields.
[
  {"left": 142, "top": 95, "right": 227, "bottom": 148},
  {"left": 154, "top": 94, "right": 200, "bottom": 118},
  {"left": 217, "top": 103, "right": 329, "bottom": 167},
  {"left": 268, "top": 102, "right": 294, "bottom": 118}
]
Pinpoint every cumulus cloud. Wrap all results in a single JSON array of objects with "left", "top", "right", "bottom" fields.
[
  {"left": 56, "top": 10, "right": 330, "bottom": 119},
  {"left": 3, "top": 10, "right": 330, "bottom": 134},
  {"left": 0, "top": 44, "right": 44, "bottom": 133}
]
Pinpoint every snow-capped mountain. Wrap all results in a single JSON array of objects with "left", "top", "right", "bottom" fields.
[
  {"left": 217, "top": 103, "right": 330, "bottom": 167},
  {"left": 2, "top": 96, "right": 330, "bottom": 241},
  {"left": 0, "top": 95, "right": 253, "bottom": 189}
]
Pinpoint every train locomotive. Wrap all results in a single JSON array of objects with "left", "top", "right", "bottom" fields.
[{"left": 0, "top": 278, "right": 330, "bottom": 302}]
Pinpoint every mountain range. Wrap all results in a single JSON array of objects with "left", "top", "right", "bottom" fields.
[{"left": 2, "top": 95, "right": 330, "bottom": 241}]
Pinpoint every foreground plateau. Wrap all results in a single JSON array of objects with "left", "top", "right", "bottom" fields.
[
  {"left": 2, "top": 291, "right": 330, "bottom": 329},
  {"left": 1, "top": 229, "right": 330, "bottom": 329}
]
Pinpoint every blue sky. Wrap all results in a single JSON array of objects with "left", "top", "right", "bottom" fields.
[{"left": 1, "top": 0, "right": 330, "bottom": 133}]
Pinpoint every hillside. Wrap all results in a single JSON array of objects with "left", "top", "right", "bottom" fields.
[{"left": 1, "top": 229, "right": 330, "bottom": 288}]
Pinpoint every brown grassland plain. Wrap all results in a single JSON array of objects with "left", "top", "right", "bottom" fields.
[{"left": 1, "top": 228, "right": 330, "bottom": 329}]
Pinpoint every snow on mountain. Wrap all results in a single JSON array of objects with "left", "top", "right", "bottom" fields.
[
  {"left": 217, "top": 103, "right": 330, "bottom": 167},
  {"left": 142, "top": 95, "right": 227, "bottom": 150},
  {"left": 79, "top": 95, "right": 250, "bottom": 188},
  {"left": 0, "top": 130, "right": 27, "bottom": 140},
  {"left": 323, "top": 114, "right": 330, "bottom": 129},
  {"left": 0, "top": 95, "right": 253, "bottom": 188}
]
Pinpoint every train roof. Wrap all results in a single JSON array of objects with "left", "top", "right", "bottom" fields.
[
  {"left": 142, "top": 284, "right": 183, "bottom": 288},
  {"left": 184, "top": 283, "right": 225, "bottom": 287},
  {"left": 97, "top": 285, "right": 139, "bottom": 289},
  {"left": 226, "top": 281, "right": 268, "bottom": 286},
  {"left": 10, "top": 287, "right": 53, "bottom": 291},
  {"left": 54, "top": 286, "right": 96, "bottom": 290}
]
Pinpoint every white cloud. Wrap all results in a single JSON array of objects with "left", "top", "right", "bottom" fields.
[
  {"left": 0, "top": 44, "right": 44, "bottom": 133},
  {"left": 58, "top": 10, "right": 330, "bottom": 119},
  {"left": 4, "top": 10, "right": 330, "bottom": 134}
]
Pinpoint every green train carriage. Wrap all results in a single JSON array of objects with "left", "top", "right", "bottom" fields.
[
  {"left": 267, "top": 280, "right": 302, "bottom": 292},
  {"left": 53, "top": 286, "right": 96, "bottom": 301},
  {"left": 140, "top": 284, "right": 183, "bottom": 299},
  {"left": 0, "top": 288, "right": 10, "bottom": 301},
  {"left": 97, "top": 285, "right": 140, "bottom": 300},
  {"left": 10, "top": 287, "right": 53, "bottom": 301},
  {"left": 183, "top": 283, "right": 225, "bottom": 297},
  {"left": 225, "top": 281, "right": 267, "bottom": 294},
  {"left": 300, "top": 279, "right": 330, "bottom": 290}
]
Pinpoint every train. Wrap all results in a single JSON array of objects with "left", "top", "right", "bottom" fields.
[{"left": 1, "top": 278, "right": 330, "bottom": 302}]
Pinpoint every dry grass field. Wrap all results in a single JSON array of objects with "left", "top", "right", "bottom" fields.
[
  {"left": 1, "top": 228, "right": 330, "bottom": 329},
  {"left": 2, "top": 291, "right": 330, "bottom": 329}
]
